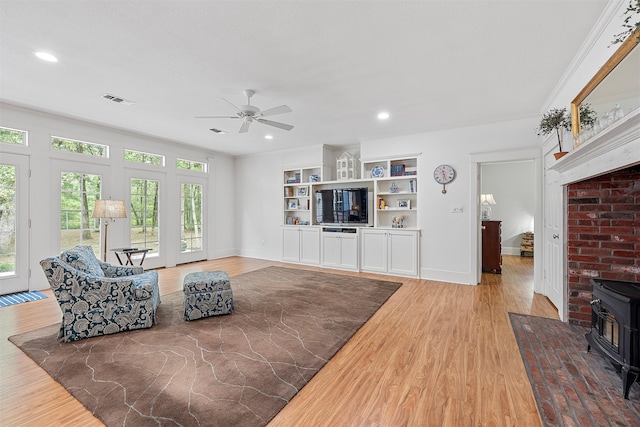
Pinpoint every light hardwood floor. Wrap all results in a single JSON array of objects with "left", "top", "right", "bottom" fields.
[{"left": 0, "top": 255, "right": 558, "bottom": 426}]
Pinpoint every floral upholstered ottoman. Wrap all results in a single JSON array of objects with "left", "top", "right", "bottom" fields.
[{"left": 183, "top": 271, "right": 234, "bottom": 321}]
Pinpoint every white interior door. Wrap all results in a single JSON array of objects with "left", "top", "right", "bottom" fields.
[
  {"left": 544, "top": 168, "right": 565, "bottom": 319},
  {"left": 0, "top": 153, "right": 29, "bottom": 295}
]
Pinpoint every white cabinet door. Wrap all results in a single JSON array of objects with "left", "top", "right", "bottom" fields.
[
  {"left": 321, "top": 234, "right": 341, "bottom": 267},
  {"left": 361, "top": 229, "right": 387, "bottom": 273},
  {"left": 300, "top": 227, "right": 320, "bottom": 265},
  {"left": 339, "top": 234, "right": 359, "bottom": 270},
  {"left": 387, "top": 230, "right": 419, "bottom": 277},
  {"left": 321, "top": 232, "right": 358, "bottom": 270},
  {"left": 282, "top": 227, "right": 301, "bottom": 262}
]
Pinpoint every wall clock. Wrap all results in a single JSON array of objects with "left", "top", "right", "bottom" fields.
[{"left": 433, "top": 164, "right": 456, "bottom": 194}]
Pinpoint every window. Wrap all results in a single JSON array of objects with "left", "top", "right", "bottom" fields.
[
  {"left": 52, "top": 136, "right": 108, "bottom": 157},
  {"left": 60, "top": 172, "right": 101, "bottom": 252},
  {"left": 176, "top": 158, "right": 207, "bottom": 172},
  {"left": 130, "top": 178, "right": 160, "bottom": 254},
  {"left": 0, "top": 126, "right": 27, "bottom": 145},
  {"left": 181, "top": 183, "right": 202, "bottom": 252},
  {"left": 124, "top": 149, "right": 164, "bottom": 166},
  {"left": 0, "top": 165, "right": 16, "bottom": 274}
]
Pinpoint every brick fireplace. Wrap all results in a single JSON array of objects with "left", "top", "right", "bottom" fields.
[{"left": 566, "top": 164, "right": 640, "bottom": 326}]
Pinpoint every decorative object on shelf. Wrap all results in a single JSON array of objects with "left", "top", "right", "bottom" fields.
[
  {"left": 433, "top": 164, "right": 456, "bottom": 194},
  {"left": 389, "top": 182, "right": 399, "bottom": 193},
  {"left": 377, "top": 197, "right": 386, "bottom": 210},
  {"left": 284, "top": 187, "right": 294, "bottom": 197},
  {"left": 309, "top": 174, "right": 319, "bottom": 182},
  {"left": 392, "top": 215, "right": 405, "bottom": 228},
  {"left": 539, "top": 104, "right": 600, "bottom": 155},
  {"left": 297, "top": 186, "right": 308, "bottom": 197},
  {"left": 390, "top": 164, "right": 405, "bottom": 176},
  {"left": 337, "top": 152, "right": 357, "bottom": 181},
  {"left": 537, "top": 107, "right": 571, "bottom": 159},
  {"left": 409, "top": 179, "right": 417, "bottom": 193},
  {"left": 610, "top": 0, "right": 640, "bottom": 46},
  {"left": 288, "top": 199, "right": 298, "bottom": 210},
  {"left": 92, "top": 198, "right": 127, "bottom": 262},
  {"left": 397, "top": 199, "right": 410, "bottom": 209},
  {"left": 371, "top": 164, "right": 384, "bottom": 178},
  {"left": 480, "top": 194, "right": 497, "bottom": 220}
]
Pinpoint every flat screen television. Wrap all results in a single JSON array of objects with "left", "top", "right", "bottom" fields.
[{"left": 315, "top": 188, "right": 368, "bottom": 225}]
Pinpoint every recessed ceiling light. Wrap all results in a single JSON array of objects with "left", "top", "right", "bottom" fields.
[
  {"left": 265, "top": 135, "right": 274, "bottom": 140},
  {"left": 377, "top": 111, "right": 390, "bottom": 120},
  {"left": 35, "top": 51, "right": 58, "bottom": 62}
]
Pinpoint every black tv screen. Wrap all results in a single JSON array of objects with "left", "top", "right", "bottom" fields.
[{"left": 315, "top": 188, "right": 368, "bottom": 224}]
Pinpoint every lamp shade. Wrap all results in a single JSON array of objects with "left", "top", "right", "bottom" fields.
[
  {"left": 480, "top": 194, "right": 497, "bottom": 205},
  {"left": 92, "top": 199, "right": 127, "bottom": 219}
]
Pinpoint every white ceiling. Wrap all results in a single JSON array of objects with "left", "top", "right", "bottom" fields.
[{"left": 0, "top": 0, "right": 609, "bottom": 157}]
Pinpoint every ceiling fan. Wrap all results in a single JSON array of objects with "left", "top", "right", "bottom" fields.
[{"left": 196, "top": 89, "right": 294, "bottom": 133}]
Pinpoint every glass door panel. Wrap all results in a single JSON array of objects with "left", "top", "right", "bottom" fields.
[{"left": 0, "top": 154, "right": 29, "bottom": 294}]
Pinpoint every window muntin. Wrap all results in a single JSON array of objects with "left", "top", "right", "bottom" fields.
[
  {"left": 130, "top": 178, "right": 160, "bottom": 254},
  {"left": 124, "top": 149, "right": 165, "bottom": 166},
  {"left": 0, "top": 126, "right": 27, "bottom": 145},
  {"left": 60, "top": 172, "right": 101, "bottom": 253},
  {"left": 181, "top": 183, "right": 202, "bottom": 252},
  {"left": 176, "top": 158, "right": 207, "bottom": 172},
  {"left": 52, "top": 136, "right": 108, "bottom": 157},
  {"left": 0, "top": 165, "right": 16, "bottom": 274}
]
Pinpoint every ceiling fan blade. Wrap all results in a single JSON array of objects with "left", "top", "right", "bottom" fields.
[
  {"left": 256, "top": 118, "right": 294, "bottom": 131},
  {"left": 259, "top": 105, "right": 292, "bottom": 117},
  {"left": 239, "top": 121, "right": 251, "bottom": 133},
  {"left": 220, "top": 97, "right": 242, "bottom": 113},
  {"left": 195, "top": 115, "right": 239, "bottom": 119}
]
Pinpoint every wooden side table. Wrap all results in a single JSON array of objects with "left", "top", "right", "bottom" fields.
[{"left": 111, "top": 248, "right": 151, "bottom": 266}]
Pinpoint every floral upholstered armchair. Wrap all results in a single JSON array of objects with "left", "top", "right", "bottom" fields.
[{"left": 40, "top": 245, "right": 160, "bottom": 342}]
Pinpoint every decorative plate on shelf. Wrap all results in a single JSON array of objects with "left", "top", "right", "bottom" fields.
[{"left": 371, "top": 165, "right": 384, "bottom": 178}]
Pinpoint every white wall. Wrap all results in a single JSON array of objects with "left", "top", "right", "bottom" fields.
[
  {"left": 481, "top": 161, "right": 535, "bottom": 254},
  {"left": 0, "top": 102, "right": 235, "bottom": 291},
  {"left": 234, "top": 116, "right": 541, "bottom": 284}
]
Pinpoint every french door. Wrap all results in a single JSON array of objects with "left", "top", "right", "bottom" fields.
[
  {"left": 125, "top": 169, "right": 166, "bottom": 269},
  {"left": 177, "top": 178, "right": 207, "bottom": 265},
  {"left": 0, "top": 154, "right": 29, "bottom": 295}
]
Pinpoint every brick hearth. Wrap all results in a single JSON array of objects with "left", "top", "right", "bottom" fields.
[{"left": 566, "top": 164, "right": 640, "bottom": 326}]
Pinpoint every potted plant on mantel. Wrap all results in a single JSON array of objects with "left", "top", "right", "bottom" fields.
[
  {"left": 537, "top": 104, "right": 598, "bottom": 160},
  {"left": 537, "top": 108, "right": 571, "bottom": 160}
]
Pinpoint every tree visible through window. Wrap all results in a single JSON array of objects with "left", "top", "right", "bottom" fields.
[
  {"left": 52, "top": 136, "right": 107, "bottom": 157},
  {"left": 181, "top": 183, "right": 202, "bottom": 252},
  {"left": 130, "top": 178, "right": 159, "bottom": 253},
  {"left": 60, "top": 172, "right": 101, "bottom": 252},
  {"left": 0, "top": 165, "right": 16, "bottom": 273},
  {"left": 0, "top": 127, "right": 27, "bottom": 145}
]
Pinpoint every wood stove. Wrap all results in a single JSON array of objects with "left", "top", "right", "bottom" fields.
[{"left": 586, "top": 278, "right": 640, "bottom": 399}]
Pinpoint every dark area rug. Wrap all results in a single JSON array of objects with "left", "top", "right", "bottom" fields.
[
  {"left": 10, "top": 266, "right": 401, "bottom": 427},
  {"left": 509, "top": 313, "right": 640, "bottom": 427}
]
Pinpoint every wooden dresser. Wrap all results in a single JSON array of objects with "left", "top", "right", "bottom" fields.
[{"left": 482, "top": 220, "right": 502, "bottom": 274}]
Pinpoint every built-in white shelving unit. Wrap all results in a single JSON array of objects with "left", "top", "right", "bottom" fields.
[{"left": 281, "top": 155, "right": 420, "bottom": 277}]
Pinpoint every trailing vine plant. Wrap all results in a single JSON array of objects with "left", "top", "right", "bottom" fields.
[{"left": 611, "top": 0, "right": 640, "bottom": 46}]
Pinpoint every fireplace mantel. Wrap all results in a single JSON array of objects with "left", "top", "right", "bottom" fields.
[{"left": 550, "top": 108, "right": 640, "bottom": 185}]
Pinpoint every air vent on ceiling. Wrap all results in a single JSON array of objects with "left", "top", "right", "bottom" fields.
[
  {"left": 209, "top": 128, "right": 227, "bottom": 134},
  {"left": 102, "top": 93, "right": 135, "bottom": 105}
]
